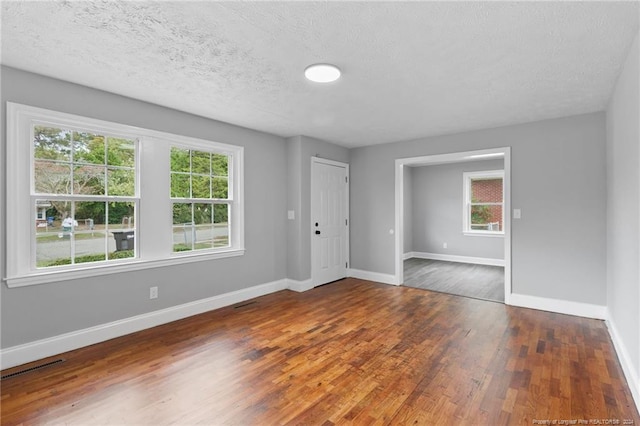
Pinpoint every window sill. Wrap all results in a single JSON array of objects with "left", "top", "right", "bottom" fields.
[
  {"left": 3, "top": 248, "right": 245, "bottom": 288},
  {"left": 463, "top": 232, "right": 504, "bottom": 238}
]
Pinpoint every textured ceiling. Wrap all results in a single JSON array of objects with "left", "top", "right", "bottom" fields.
[{"left": 1, "top": 1, "right": 638, "bottom": 148}]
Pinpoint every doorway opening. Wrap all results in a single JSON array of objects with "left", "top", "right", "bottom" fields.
[{"left": 394, "top": 148, "right": 511, "bottom": 304}]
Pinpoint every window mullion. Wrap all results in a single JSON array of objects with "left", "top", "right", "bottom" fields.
[
  {"left": 139, "top": 137, "right": 171, "bottom": 260},
  {"left": 70, "top": 130, "right": 75, "bottom": 196},
  {"left": 70, "top": 201, "right": 76, "bottom": 264}
]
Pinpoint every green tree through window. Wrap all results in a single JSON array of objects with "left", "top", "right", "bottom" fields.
[{"left": 170, "top": 147, "right": 230, "bottom": 252}]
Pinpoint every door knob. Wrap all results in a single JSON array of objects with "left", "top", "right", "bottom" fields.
[{"left": 315, "top": 230, "right": 321, "bottom": 235}]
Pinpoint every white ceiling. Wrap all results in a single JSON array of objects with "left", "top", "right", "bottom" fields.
[{"left": 1, "top": 1, "right": 638, "bottom": 148}]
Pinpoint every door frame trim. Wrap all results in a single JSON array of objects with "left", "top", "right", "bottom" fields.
[
  {"left": 394, "top": 147, "right": 512, "bottom": 305},
  {"left": 310, "top": 157, "right": 350, "bottom": 287}
]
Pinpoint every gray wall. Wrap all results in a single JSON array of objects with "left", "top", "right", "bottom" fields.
[
  {"left": 351, "top": 112, "right": 607, "bottom": 304},
  {"left": 1, "top": 66, "right": 288, "bottom": 348},
  {"left": 409, "top": 160, "right": 504, "bottom": 259},
  {"left": 606, "top": 33, "right": 639, "bottom": 382},
  {"left": 286, "top": 135, "right": 349, "bottom": 281}
]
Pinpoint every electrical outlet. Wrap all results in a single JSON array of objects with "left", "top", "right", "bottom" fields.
[
  {"left": 150, "top": 286, "right": 158, "bottom": 299},
  {"left": 443, "top": 242, "right": 448, "bottom": 249}
]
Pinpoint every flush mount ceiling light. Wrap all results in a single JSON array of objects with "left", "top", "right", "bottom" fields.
[{"left": 304, "top": 63, "right": 341, "bottom": 83}]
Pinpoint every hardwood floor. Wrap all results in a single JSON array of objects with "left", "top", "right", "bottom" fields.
[
  {"left": 2, "top": 279, "right": 638, "bottom": 425},
  {"left": 404, "top": 258, "right": 505, "bottom": 302}
]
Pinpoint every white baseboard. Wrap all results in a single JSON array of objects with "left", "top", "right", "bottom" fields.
[
  {"left": 0, "top": 279, "right": 288, "bottom": 370},
  {"left": 403, "top": 252, "right": 412, "bottom": 260},
  {"left": 406, "top": 251, "right": 505, "bottom": 267},
  {"left": 606, "top": 313, "right": 640, "bottom": 412},
  {"left": 348, "top": 268, "right": 399, "bottom": 285},
  {"left": 286, "top": 278, "right": 314, "bottom": 292},
  {"left": 509, "top": 293, "right": 606, "bottom": 319}
]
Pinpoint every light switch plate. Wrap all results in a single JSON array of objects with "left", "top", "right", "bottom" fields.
[
  {"left": 513, "top": 209, "right": 521, "bottom": 219},
  {"left": 287, "top": 210, "right": 295, "bottom": 220}
]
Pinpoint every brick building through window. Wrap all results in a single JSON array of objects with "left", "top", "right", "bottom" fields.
[
  {"left": 463, "top": 170, "right": 504, "bottom": 233},
  {"left": 471, "top": 178, "right": 503, "bottom": 230}
]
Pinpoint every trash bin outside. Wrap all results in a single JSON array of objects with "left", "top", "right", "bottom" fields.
[
  {"left": 112, "top": 230, "right": 135, "bottom": 251},
  {"left": 183, "top": 222, "right": 195, "bottom": 245},
  {"left": 60, "top": 217, "right": 77, "bottom": 239},
  {"left": 59, "top": 225, "right": 73, "bottom": 239}
]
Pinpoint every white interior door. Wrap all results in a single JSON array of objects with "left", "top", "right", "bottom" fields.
[{"left": 311, "top": 158, "right": 349, "bottom": 286}]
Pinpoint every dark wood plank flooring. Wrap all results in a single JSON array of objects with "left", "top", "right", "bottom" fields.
[
  {"left": 2, "top": 279, "right": 638, "bottom": 425},
  {"left": 404, "top": 258, "right": 505, "bottom": 302}
]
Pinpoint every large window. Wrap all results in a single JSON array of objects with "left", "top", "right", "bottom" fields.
[
  {"left": 170, "top": 147, "right": 231, "bottom": 252},
  {"left": 463, "top": 170, "right": 504, "bottom": 235},
  {"left": 33, "top": 126, "right": 137, "bottom": 268},
  {"left": 6, "top": 103, "right": 244, "bottom": 287}
]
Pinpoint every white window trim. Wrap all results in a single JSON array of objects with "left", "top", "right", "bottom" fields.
[
  {"left": 5, "top": 102, "right": 244, "bottom": 288},
  {"left": 168, "top": 139, "right": 238, "bottom": 256},
  {"left": 462, "top": 169, "right": 505, "bottom": 237}
]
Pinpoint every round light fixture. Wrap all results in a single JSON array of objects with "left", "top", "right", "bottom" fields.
[{"left": 304, "top": 63, "right": 341, "bottom": 83}]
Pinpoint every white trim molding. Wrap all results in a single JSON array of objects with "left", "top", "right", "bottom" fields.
[
  {"left": 606, "top": 314, "right": 640, "bottom": 411},
  {"left": 406, "top": 251, "right": 505, "bottom": 267},
  {"left": 347, "top": 268, "right": 399, "bottom": 285},
  {"left": 286, "top": 278, "right": 314, "bottom": 293},
  {"left": 5, "top": 249, "right": 245, "bottom": 288},
  {"left": 509, "top": 293, "right": 606, "bottom": 320},
  {"left": 0, "top": 279, "right": 288, "bottom": 370}
]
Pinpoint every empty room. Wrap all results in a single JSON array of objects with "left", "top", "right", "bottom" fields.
[
  {"left": 403, "top": 157, "right": 507, "bottom": 302},
  {"left": 1, "top": 2, "right": 639, "bottom": 425}
]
